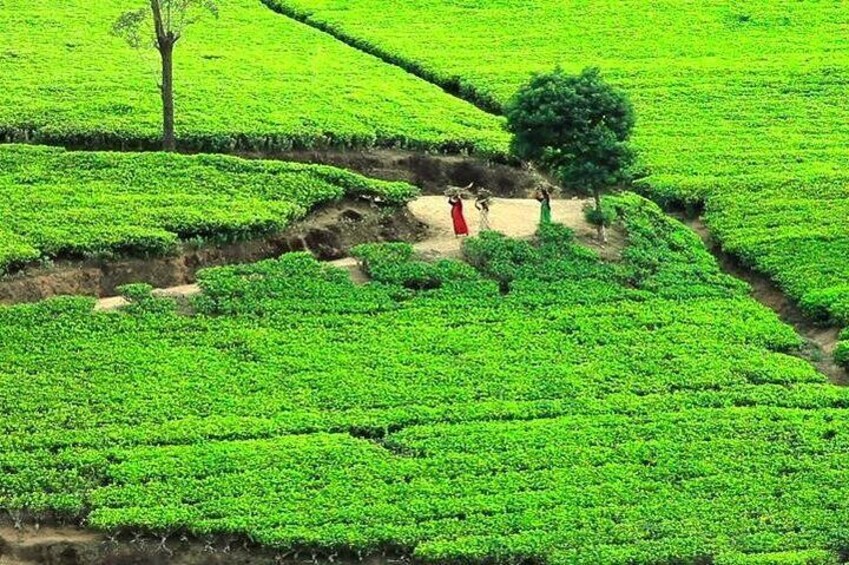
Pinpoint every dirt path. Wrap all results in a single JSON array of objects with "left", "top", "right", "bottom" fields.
[
  {"left": 408, "top": 196, "right": 610, "bottom": 257},
  {"left": 0, "top": 526, "right": 101, "bottom": 565},
  {"left": 94, "top": 196, "right": 607, "bottom": 311}
]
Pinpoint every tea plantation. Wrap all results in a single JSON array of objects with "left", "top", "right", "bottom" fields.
[
  {"left": 2, "top": 196, "right": 849, "bottom": 563},
  {"left": 0, "top": 144, "right": 416, "bottom": 271},
  {"left": 267, "top": 0, "right": 849, "bottom": 346},
  {"left": 0, "top": 0, "right": 508, "bottom": 154},
  {"left": 2, "top": 0, "right": 849, "bottom": 562}
]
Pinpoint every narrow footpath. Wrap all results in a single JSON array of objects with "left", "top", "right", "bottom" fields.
[{"left": 94, "top": 196, "right": 602, "bottom": 310}]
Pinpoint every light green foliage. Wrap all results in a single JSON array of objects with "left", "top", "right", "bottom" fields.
[
  {"left": 0, "top": 0, "right": 508, "bottom": 154},
  {"left": 352, "top": 242, "right": 480, "bottom": 290},
  {"left": 267, "top": 0, "right": 849, "bottom": 332},
  {"left": 116, "top": 283, "right": 154, "bottom": 302},
  {"left": 0, "top": 144, "right": 417, "bottom": 271},
  {"left": 2, "top": 195, "right": 848, "bottom": 563},
  {"left": 703, "top": 174, "right": 849, "bottom": 328}
]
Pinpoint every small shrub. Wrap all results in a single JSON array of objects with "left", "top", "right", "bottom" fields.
[
  {"left": 117, "top": 283, "right": 154, "bottom": 302},
  {"left": 582, "top": 200, "right": 617, "bottom": 229}
]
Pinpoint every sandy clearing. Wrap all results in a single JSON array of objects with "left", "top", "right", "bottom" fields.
[
  {"left": 93, "top": 196, "right": 607, "bottom": 311},
  {"left": 408, "top": 196, "right": 594, "bottom": 257}
]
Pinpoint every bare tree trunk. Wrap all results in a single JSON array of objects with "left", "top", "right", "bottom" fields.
[
  {"left": 150, "top": 0, "right": 176, "bottom": 152},
  {"left": 593, "top": 189, "right": 608, "bottom": 244},
  {"left": 159, "top": 41, "right": 176, "bottom": 152}
]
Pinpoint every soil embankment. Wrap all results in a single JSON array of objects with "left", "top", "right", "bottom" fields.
[
  {"left": 0, "top": 525, "right": 396, "bottom": 565},
  {"left": 683, "top": 216, "right": 846, "bottom": 384},
  {"left": 238, "top": 148, "right": 540, "bottom": 197},
  {"left": 0, "top": 199, "right": 425, "bottom": 306}
]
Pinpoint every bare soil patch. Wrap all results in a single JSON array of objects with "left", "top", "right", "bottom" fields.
[
  {"left": 408, "top": 195, "right": 623, "bottom": 261},
  {"left": 237, "top": 149, "right": 538, "bottom": 197},
  {"left": 1, "top": 199, "right": 425, "bottom": 306},
  {"left": 0, "top": 526, "right": 395, "bottom": 565}
]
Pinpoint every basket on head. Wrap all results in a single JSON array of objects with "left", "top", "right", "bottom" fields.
[
  {"left": 445, "top": 186, "right": 471, "bottom": 199},
  {"left": 476, "top": 188, "right": 493, "bottom": 203}
]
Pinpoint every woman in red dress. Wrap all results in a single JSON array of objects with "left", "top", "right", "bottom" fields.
[{"left": 449, "top": 193, "right": 469, "bottom": 237}]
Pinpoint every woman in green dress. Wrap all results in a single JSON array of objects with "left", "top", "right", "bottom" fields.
[{"left": 536, "top": 187, "right": 552, "bottom": 225}]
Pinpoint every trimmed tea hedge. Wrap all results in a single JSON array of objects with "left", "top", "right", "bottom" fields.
[
  {"left": 2, "top": 195, "right": 848, "bottom": 563},
  {"left": 0, "top": 144, "right": 417, "bottom": 271}
]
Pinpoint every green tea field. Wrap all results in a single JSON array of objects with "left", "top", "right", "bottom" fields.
[
  {"left": 0, "top": 0, "right": 507, "bottom": 154},
  {"left": 267, "top": 0, "right": 849, "bottom": 337},
  {"left": 1, "top": 1, "right": 849, "bottom": 563},
  {"left": 4, "top": 197, "right": 849, "bottom": 564}
]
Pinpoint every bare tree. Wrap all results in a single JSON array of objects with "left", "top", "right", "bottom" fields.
[{"left": 113, "top": 1, "right": 219, "bottom": 152}]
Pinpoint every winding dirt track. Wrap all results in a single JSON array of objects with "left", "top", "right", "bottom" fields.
[{"left": 94, "top": 196, "right": 596, "bottom": 311}]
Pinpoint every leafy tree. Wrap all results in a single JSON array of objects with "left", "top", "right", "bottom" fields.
[
  {"left": 506, "top": 67, "right": 636, "bottom": 242},
  {"left": 112, "top": 1, "right": 219, "bottom": 152}
]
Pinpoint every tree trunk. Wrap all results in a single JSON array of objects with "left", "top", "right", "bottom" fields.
[
  {"left": 159, "top": 40, "right": 176, "bottom": 152},
  {"left": 593, "top": 189, "right": 608, "bottom": 244}
]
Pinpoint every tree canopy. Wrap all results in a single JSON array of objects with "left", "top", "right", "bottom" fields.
[{"left": 505, "top": 67, "right": 636, "bottom": 241}]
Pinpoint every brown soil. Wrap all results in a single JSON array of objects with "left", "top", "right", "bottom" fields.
[
  {"left": 0, "top": 526, "right": 395, "bottom": 565},
  {"left": 238, "top": 148, "right": 542, "bottom": 197},
  {"left": 683, "top": 216, "right": 846, "bottom": 384},
  {"left": 0, "top": 199, "right": 426, "bottom": 306}
]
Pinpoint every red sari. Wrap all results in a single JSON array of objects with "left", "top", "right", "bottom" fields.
[{"left": 450, "top": 197, "right": 469, "bottom": 236}]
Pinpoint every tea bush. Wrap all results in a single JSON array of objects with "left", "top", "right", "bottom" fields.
[
  {"left": 1, "top": 195, "right": 847, "bottom": 563},
  {"left": 0, "top": 145, "right": 417, "bottom": 272}
]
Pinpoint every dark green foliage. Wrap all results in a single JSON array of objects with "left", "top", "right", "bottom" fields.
[
  {"left": 462, "top": 231, "right": 541, "bottom": 285},
  {"left": 582, "top": 200, "right": 617, "bottom": 228},
  {"left": 505, "top": 67, "right": 636, "bottom": 195},
  {"left": 836, "top": 332, "right": 849, "bottom": 370}
]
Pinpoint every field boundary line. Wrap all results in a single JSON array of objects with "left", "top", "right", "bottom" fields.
[{"left": 259, "top": 0, "right": 503, "bottom": 115}]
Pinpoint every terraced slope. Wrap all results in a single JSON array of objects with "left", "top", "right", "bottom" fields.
[
  {"left": 0, "top": 144, "right": 416, "bottom": 272},
  {"left": 265, "top": 0, "right": 849, "bottom": 360},
  {"left": 0, "top": 0, "right": 508, "bottom": 154},
  {"left": 3, "top": 196, "right": 849, "bottom": 564}
]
